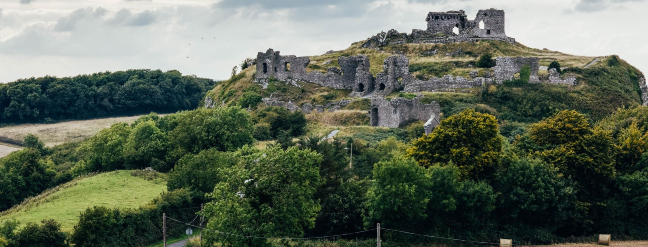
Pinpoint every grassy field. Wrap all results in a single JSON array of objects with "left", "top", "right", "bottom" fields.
[
  {"left": 0, "top": 170, "right": 167, "bottom": 232},
  {"left": 0, "top": 114, "right": 151, "bottom": 147},
  {"left": 534, "top": 241, "right": 648, "bottom": 247}
]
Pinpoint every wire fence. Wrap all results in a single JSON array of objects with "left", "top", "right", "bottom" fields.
[{"left": 163, "top": 215, "right": 548, "bottom": 246}]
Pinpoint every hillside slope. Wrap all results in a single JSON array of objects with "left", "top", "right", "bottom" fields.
[
  {"left": 209, "top": 40, "right": 645, "bottom": 123},
  {"left": 0, "top": 170, "right": 167, "bottom": 232}
]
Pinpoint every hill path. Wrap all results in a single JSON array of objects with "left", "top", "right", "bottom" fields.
[
  {"left": 167, "top": 239, "right": 188, "bottom": 247},
  {"left": 584, "top": 57, "right": 601, "bottom": 68}
]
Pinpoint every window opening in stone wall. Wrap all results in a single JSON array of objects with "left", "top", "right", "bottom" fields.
[
  {"left": 435, "top": 16, "right": 439, "bottom": 20},
  {"left": 263, "top": 63, "right": 268, "bottom": 73},
  {"left": 371, "top": 108, "right": 379, "bottom": 126},
  {"left": 452, "top": 25, "right": 459, "bottom": 35},
  {"left": 379, "top": 83, "right": 386, "bottom": 91},
  {"left": 397, "top": 77, "right": 403, "bottom": 84},
  {"left": 285, "top": 62, "right": 290, "bottom": 71},
  {"left": 274, "top": 67, "right": 277, "bottom": 72},
  {"left": 479, "top": 20, "right": 485, "bottom": 29},
  {"left": 487, "top": 30, "right": 491, "bottom": 35},
  {"left": 358, "top": 83, "right": 365, "bottom": 92}
]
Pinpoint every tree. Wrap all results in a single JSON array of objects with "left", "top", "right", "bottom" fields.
[
  {"left": 528, "top": 110, "right": 591, "bottom": 147},
  {"left": 0, "top": 148, "right": 55, "bottom": 211},
  {"left": 123, "top": 120, "right": 169, "bottom": 171},
  {"left": 496, "top": 158, "right": 574, "bottom": 239},
  {"left": 614, "top": 123, "right": 648, "bottom": 173},
  {"left": 23, "top": 134, "right": 45, "bottom": 151},
  {"left": 71, "top": 206, "right": 120, "bottom": 247},
  {"left": 615, "top": 170, "right": 648, "bottom": 237},
  {"left": 76, "top": 123, "right": 131, "bottom": 173},
  {"left": 203, "top": 146, "right": 322, "bottom": 246},
  {"left": 364, "top": 155, "right": 430, "bottom": 230},
  {"left": 168, "top": 107, "right": 254, "bottom": 154},
  {"left": 253, "top": 107, "right": 307, "bottom": 138},
  {"left": 14, "top": 220, "right": 68, "bottom": 247},
  {"left": 407, "top": 109, "right": 503, "bottom": 180},
  {"left": 167, "top": 149, "right": 238, "bottom": 201},
  {"left": 477, "top": 53, "right": 496, "bottom": 68},
  {"left": 549, "top": 61, "right": 561, "bottom": 74}
]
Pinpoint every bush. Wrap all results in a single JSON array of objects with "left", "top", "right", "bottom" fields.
[
  {"left": 477, "top": 53, "right": 496, "bottom": 68},
  {"left": 238, "top": 92, "right": 262, "bottom": 108},
  {"left": 253, "top": 107, "right": 307, "bottom": 139},
  {"left": 71, "top": 189, "right": 198, "bottom": 247},
  {"left": 549, "top": 61, "right": 561, "bottom": 74},
  {"left": 253, "top": 123, "right": 272, "bottom": 141}
]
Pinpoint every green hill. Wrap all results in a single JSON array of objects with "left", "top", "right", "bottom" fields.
[
  {"left": 0, "top": 170, "right": 167, "bottom": 232},
  {"left": 208, "top": 40, "right": 645, "bottom": 124}
]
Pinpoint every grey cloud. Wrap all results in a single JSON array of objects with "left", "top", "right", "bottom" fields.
[
  {"left": 109, "top": 9, "right": 156, "bottom": 26},
  {"left": 575, "top": 0, "right": 608, "bottom": 12},
  {"left": 215, "top": 0, "right": 362, "bottom": 9},
  {"left": 0, "top": 8, "right": 3, "bottom": 19},
  {"left": 574, "top": 0, "right": 644, "bottom": 12},
  {"left": 19, "top": 0, "right": 34, "bottom": 4},
  {"left": 54, "top": 8, "right": 94, "bottom": 32}
]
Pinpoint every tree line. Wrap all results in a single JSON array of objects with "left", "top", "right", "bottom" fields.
[
  {"left": 0, "top": 69, "right": 215, "bottom": 124},
  {"left": 2, "top": 105, "right": 648, "bottom": 246}
]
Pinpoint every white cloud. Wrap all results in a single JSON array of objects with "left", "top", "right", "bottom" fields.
[{"left": 0, "top": 0, "right": 646, "bottom": 83}]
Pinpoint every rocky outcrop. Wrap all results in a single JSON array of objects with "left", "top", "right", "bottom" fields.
[{"left": 547, "top": 68, "right": 577, "bottom": 85}]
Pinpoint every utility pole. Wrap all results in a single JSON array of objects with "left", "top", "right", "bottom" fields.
[
  {"left": 200, "top": 204, "right": 204, "bottom": 245},
  {"left": 163, "top": 213, "right": 167, "bottom": 247},
  {"left": 377, "top": 223, "right": 381, "bottom": 247}
]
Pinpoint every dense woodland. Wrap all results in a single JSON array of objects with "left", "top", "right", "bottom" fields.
[
  {"left": 0, "top": 69, "right": 215, "bottom": 124},
  {"left": 1, "top": 102, "right": 648, "bottom": 246}
]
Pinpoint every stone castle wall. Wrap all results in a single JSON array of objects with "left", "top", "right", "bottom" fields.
[
  {"left": 493, "top": 57, "right": 540, "bottom": 83},
  {"left": 370, "top": 97, "right": 441, "bottom": 128}
]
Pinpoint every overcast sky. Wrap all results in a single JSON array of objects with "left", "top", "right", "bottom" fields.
[{"left": 0, "top": 0, "right": 646, "bottom": 83}]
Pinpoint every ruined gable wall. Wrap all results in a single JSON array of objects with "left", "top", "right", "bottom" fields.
[
  {"left": 547, "top": 68, "right": 577, "bottom": 85},
  {"left": 426, "top": 11, "right": 467, "bottom": 35},
  {"left": 493, "top": 57, "right": 540, "bottom": 83},
  {"left": 466, "top": 9, "right": 506, "bottom": 38},
  {"left": 370, "top": 97, "right": 441, "bottom": 128}
]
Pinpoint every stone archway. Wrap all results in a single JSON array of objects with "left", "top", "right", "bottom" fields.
[
  {"left": 371, "top": 108, "right": 379, "bottom": 126},
  {"left": 379, "top": 83, "right": 386, "bottom": 91}
]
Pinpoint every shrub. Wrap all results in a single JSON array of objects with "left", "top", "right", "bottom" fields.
[
  {"left": 253, "top": 123, "right": 272, "bottom": 140},
  {"left": 549, "top": 61, "right": 561, "bottom": 74},
  {"left": 238, "top": 92, "right": 262, "bottom": 108},
  {"left": 253, "top": 107, "right": 307, "bottom": 138},
  {"left": 477, "top": 53, "right": 496, "bottom": 68}
]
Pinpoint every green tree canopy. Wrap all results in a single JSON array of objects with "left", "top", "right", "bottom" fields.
[
  {"left": 407, "top": 109, "right": 503, "bottom": 180},
  {"left": 203, "top": 146, "right": 323, "bottom": 246},
  {"left": 123, "top": 120, "right": 169, "bottom": 171}
]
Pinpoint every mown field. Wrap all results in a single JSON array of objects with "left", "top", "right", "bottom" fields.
[
  {"left": 0, "top": 114, "right": 154, "bottom": 147},
  {"left": 0, "top": 170, "right": 167, "bottom": 232}
]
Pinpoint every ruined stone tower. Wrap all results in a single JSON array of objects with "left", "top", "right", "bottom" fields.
[{"left": 426, "top": 8, "right": 506, "bottom": 38}]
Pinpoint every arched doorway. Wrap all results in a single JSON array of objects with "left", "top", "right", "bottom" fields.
[
  {"left": 371, "top": 108, "right": 379, "bottom": 126},
  {"left": 378, "top": 83, "right": 386, "bottom": 91},
  {"left": 358, "top": 83, "right": 365, "bottom": 92}
]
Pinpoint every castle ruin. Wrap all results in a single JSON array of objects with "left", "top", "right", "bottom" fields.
[{"left": 248, "top": 8, "right": 581, "bottom": 129}]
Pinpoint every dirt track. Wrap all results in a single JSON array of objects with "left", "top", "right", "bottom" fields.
[{"left": 0, "top": 144, "right": 21, "bottom": 158}]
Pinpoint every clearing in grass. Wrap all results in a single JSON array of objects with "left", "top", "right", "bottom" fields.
[{"left": 0, "top": 170, "right": 167, "bottom": 232}]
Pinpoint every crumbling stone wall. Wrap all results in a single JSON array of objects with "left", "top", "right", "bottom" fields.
[
  {"left": 547, "top": 68, "right": 577, "bottom": 85},
  {"left": 493, "top": 57, "right": 540, "bottom": 83},
  {"left": 426, "top": 10, "right": 467, "bottom": 35},
  {"left": 256, "top": 49, "right": 357, "bottom": 90},
  {"left": 370, "top": 97, "right": 441, "bottom": 128},
  {"left": 404, "top": 75, "right": 489, "bottom": 92},
  {"left": 465, "top": 9, "right": 506, "bottom": 38}
]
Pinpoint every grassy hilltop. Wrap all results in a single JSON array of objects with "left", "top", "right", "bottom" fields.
[{"left": 208, "top": 40, "right": 645, "bottom": 124}]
